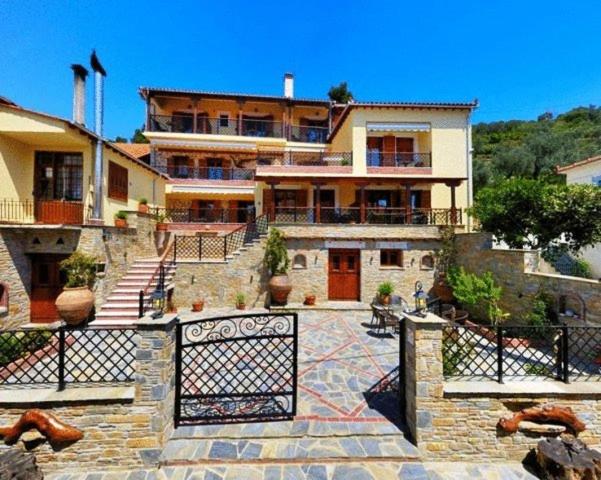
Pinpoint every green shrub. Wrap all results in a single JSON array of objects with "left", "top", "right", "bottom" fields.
[
  {"left": 138, "top": 197, "right": 148, "bottom": 205},
  {"left": 0, "top": 331, "right": 53, "bottom": 366},
  {"left": 572, "top": 259, "right": 593, "bottom": 279},
  {"left": 443, "top": 337, "right": 474, "bottom": 376},
  {"left": 377, "top": 281, "right": 394, "bottom": 297},
  {"left": 264, "top": 228, "right": 290, "bottom": 275},
  {"left": 527, "top": 291, "right": 557, "bottom": 327},
  {"left": 115, "top": 210, "right": 128, "bottom": 220},
  {"left": 235, "top": 292, "right": 247, "bottom": 305},
  {"left": 60, "top": 251, "right": 97, "bottom": 288}
]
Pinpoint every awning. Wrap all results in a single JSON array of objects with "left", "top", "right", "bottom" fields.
[{"left": 366, "top": 122, "right": 431, "bottom": 133}]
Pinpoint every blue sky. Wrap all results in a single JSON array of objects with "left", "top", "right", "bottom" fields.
[{"left": 1, "top": 0, "right": 600, "bottom": 140}]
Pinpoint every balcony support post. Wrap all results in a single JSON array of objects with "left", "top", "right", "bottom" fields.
[
  {"left": 237, "top": 100, "right": 244, "bottom": 135},
  {"left": 357, "top": 183, "right": 367, "bottom": 224},
  {"left": 192, "top": 99, "right": 198, "bottom": 133},
  {"left": 314, "top": 183, "right": 321, "bottom": 224},
  {"left": 404, "top": 184, "right": 413, "bottom": 225},
  {"left": 270, "top": 182, "right": 276, "bottom": 222},
  {"left": 445, "top": 180, "right": 460, "bottom": 225}
]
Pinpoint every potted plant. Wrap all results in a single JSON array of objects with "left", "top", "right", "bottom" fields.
[
  {"left": 138, "top": 198, "right": 149, "bottom": 214},
  {"left": 155, "top": 212, "right": 169, "bottom": 231},
  {"left": 114, "top": 210, "right": 128, "bottom": 228},
  {"left": 264, "top": 228, "right": 292, "bottom": 305},
  {"left": 235, "top": 292, "right": 246, "bottom": 310},
  {"left": 55, "top": 251, "right": 96, "bottom": 326},
  {"left": 377, "top": 281, "right": 394, "bottom": 305},
  {"left": 191, "top": 299, "right": 204, "bottom": 312},
  {"left": 433, "top": 226, "right": 457, "bottom": 302},
  {"left": 304, "top": 293, "right": 316, "bottom": 306}
]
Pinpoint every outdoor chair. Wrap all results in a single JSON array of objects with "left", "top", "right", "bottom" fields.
[
  {"left": 370, "top": 301, "right": 388, "bottom": 328},
  {"left": 374, "top": 308, "right": 400, "bottom": 335}
]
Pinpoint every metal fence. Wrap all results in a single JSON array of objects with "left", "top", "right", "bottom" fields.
[
  {"left": 442, "top": 323, "right": 601, "bottom": 382},
  {"left": 0, "top": 327, "right": 137, "bottom": 389}
]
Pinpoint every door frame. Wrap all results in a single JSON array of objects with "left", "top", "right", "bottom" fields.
[{"left": 328, "top": 249, "right": 361, "bottom": 301}]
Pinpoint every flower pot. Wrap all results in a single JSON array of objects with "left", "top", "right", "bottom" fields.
[
  {"left": 379, "top": 294, "right": 391, "bottom": 305},
  {"left": 304, "top": 294, "right": 316, "bottom": 306},
  {"left": 192, "top": 300, "right": 204, "bottom": 312},
  {"left": 433, "top": 273, "right": 454, "bottom": 302},
  {"left": 268, "top": 274, "right": 292, "bottom": 305},
  {"left": 115, "top": 218, "right": 127, "bottom": 228},
  {"left": 156, "top": 223, "right": 168, "bottom": 232},
  {"left": 138, "top": 204, "right": 149, "bottom": 214},
  {"left": 236, "top": 303, "right": 246, "bottom": 310},
  {"left": 55, "top": 286, "right": 95, "bottom": 326}
]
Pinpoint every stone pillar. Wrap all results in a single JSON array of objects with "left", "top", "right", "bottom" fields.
[
  {"left": 134, "top": 314, "right": 178, "bottom": 466},
  {"left": 403, "top": 312, "right": 446, "bottom": 448}
]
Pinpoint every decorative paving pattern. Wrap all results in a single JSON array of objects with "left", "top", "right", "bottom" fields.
[{"left": 47, "top": 461, "right": 539, "bottom": 479}]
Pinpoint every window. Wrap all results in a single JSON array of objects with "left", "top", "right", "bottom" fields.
[
  {"left": 108, "top": 161, "right": 128, "bottom": 201},
  {"left": 293, "top": 254, "right": 307, "bottom": 269},
  {"left": 380, "top": 249, "right": 403, "bottom": 268},
  {"left": 219, "top": 114, "right": 230, "bottom": 128},
  {"left": 35, "top": 152, "right": 83, "bottom": 201}
]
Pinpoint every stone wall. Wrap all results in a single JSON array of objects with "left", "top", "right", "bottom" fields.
[
  {"left": 404, "top": 313, "right": 601, "bottom": 461},
  {"left": 455, "top": 233, "right": 601, "bottom": 324},
  {"left": 0, "top": 315, "right": 177, "bottom": 473},
  {"left": 277, "top": 224, "right": 449, "bottom": 240}
]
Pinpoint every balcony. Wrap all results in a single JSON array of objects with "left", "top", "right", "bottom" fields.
[
  {"left": 148, "top": 115, "right": 329, "bottom": 144},
  {"left": 0, "top": 199, "right": 84, "bottom": 225},
  {"left": 271, "top": 206, "right": 461, "bottom": 225},
  {"left": 366, "top": 152, "right": 431, "bottom": 168},
  {"left": 264, "top": 151, "right": 353, "bottom": 167},
  {"left": 152, "top": 207, "right": 255, "bottom": 224},
  {"left": 156, "top": 165, "right": 255, "bottom": 181}
]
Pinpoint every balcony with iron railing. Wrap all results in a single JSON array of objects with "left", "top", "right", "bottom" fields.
[
  {"left": 0, "top": 199, "right": 84, "bottom": 225},
  {"left": 151, "top": 207, "right": 256, "bottom": 224},
  {"left": 366, "top": 151, "right": 432, "bottom": 169},
  {"left": 155, "top": 165, "right": 255, "bottom": 181},
  {"left": 148, "top": 115, "right": 329, "bottom": 144}
]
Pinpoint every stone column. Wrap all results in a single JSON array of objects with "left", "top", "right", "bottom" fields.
[
  {"left": 134, "top": 313, "right": 178, "bottom": 466},
  {"left": 403, "top": 312, "right": 446, "bottom": 448}
]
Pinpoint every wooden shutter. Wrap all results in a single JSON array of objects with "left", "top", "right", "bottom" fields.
[
  {"left": 396, "top": 137, "right": 414, "bottom": 152},
  {"left": 108, "top": 161, "right": 128, "bottom": 201},
  {"left": 262, "top": 188, "right": 273, "bottom": 215},
  {"left": 295, "top": 189, "right": 308, "bottom": 207},
  {"left": 382, "top": 136, "right": 396, "bottom": 166},
  {"left": 421, "top": 190, "right": 431, "bottom": 209}
]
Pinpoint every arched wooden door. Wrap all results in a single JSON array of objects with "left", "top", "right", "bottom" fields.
[{"left": 328, "top": 249, "right": 360, "bottom": 301}]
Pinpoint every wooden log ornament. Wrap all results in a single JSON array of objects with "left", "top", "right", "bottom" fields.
[
  {"left": 498, "top": 404, "right": 586, "bottom": 435},
  {"left": 0, "top": 409, "right": 83, "bottom": 445}
]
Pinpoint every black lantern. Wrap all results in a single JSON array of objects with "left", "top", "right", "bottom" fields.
[
  {"left": 413, "top": 281, "right": 428, "bottom": 317},
  {"left": 151, "top": 289, "right": 165, "bottom": 318}
]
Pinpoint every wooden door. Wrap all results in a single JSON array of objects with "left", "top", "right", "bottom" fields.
[
  {"left": 396, "top": 138, "right": 415, "bottom": 166},
  {"left": 328, "top": 249, "right": 360, "bottom": 301},
  {"left": 30, "top": 254, "right": 67, "bottom": 323}
]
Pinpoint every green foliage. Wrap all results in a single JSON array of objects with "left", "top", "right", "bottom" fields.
[
  {"left": 471, "top": 178, "right": 601, "bottom": 255},
  {"left": 328, "top": 82, "right": 353, "bottom": 103},
  {"left": 473, "top": 105, "right": 601, "bottom": 191},
  {"left": 527, "top": 291, "right": 557, "bottom": 327},
  {"left": 115, "top": 210, "right": 128, "bottom": 220},
  {"left": 523, "top": 363, "right": 552, "bottom": 376},
  {"left": 235, "top": 292, "right": 246, "bottom": 305},
  {"left": 572, "top": 258, "right": 593, "bottom": 279},
  {"left": 443, "top": 337, "right": 474, "bottom": 377},
  {"left": 59, "top": 251, "right": 97, "bottom": 288},
  {"left": 434, "top": 226, "right": 457, "bottom": 274},
  {"left": 264, "top": 228, "right": 290, "bottom": 275},
  {"left": 138, "top": 197, "right": 148, "bottom": 205},
  {"left": 377, "top": 281, "right": 394, "bottom": 297},
  {"left": 131, "top": 127, "right": 149, "bottom": 144},
  {"left": 447, "top": 267, "right": 507, "bottom": 325},
  {"left": 113, "top": 136, "right": 128, "bottom": 143},
  {"left": 0, "top": 331, "right": 53, "bottom": 366}
]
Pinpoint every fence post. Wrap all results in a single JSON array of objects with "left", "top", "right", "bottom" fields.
[
  {"left": 198, "top": 236, "right": 202, "bottom": 261},
  {"left": 138, "top": 290, "right": 144, "bottom": 319},
  {"left": 562, "top": 325, "right": 570, "bottom": 384},
  {"left": 496, "top": 326, "right": 504, "bottom": 384},
  {"left": 223, "top": 236, "right": 228, "bottom": 260},
  {"left": 173, "top": 237, "right": 177, "bottom": 263},
  {"left": 58, "top": 326, "right": 66, "bottom": 391}
]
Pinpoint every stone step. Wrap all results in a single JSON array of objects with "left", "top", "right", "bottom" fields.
[
  {"left": 98, "top": 303, "right": 140, "bottom": 310},
  {"left": 106, "top": 295, "right": 150, "bottom": 302},
  {"left": 160, "top": 435, "right": 420, "bottom": 466},
  {"left": 94, "top": 311, "right": 139, "bottom": 320}
]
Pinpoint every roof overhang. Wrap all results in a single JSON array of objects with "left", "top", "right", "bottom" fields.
[{"left": 366, "top": 122, "right": 431, "bottom": 133}]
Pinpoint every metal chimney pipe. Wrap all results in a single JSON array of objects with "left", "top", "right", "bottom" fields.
[
  {"left": 284, "top": 73, "right": 294, "bottom": 98},
  {"left": 90, "top": 50, "right": 107, "bottom": 224},
  {"left": 71, "top": 64, "right": 88, "bottom": 125}
]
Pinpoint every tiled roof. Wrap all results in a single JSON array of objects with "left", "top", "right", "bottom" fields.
[
  {"left": 556, "top": 155, "right": 601, "bottom": 173},
  {"left": 111, "top": 142, "right": 150, "bottom": 159}
]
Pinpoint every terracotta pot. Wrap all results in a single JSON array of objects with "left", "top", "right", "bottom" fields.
[
  {"left": 268, "top": 274, "right": 292, "bottom": 305},
  {"left": 55, "top": 286, "right": 94, "bottom": 326},
  {"left": 115, "top": 218, "right": 127, "bottom": 228},
  {"left": 192, "top": 301, "right": 204, "bottom": 312},
  {"left": 304, "top": 294, "right": 316, "bottom": 306},
  {"left": 379, "top": 294, "right": 391, "bottom": 305},
  {"left": 236, "top": 303, "right": 246, "bottom": 310},
  {"left": 156, "top": 223, "right": 168, "bottom": 232},
  {"left": 433, "top": 273, "right": 454, "bottom": 302},
  {"left": 138, "top": 204, "right": 149, "bottom": 214}
]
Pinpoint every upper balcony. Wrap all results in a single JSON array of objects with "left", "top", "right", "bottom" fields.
[{"left": 148, "top": 114, "right": 329, "bottom": 144}]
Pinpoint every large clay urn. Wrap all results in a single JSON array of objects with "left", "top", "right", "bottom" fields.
[
  {"left": 55, "top": 287, "right": 95, "bottom": 326},
  {"left": 268, "top": 274, "right": 292, "bottom": 305},
  {"left": 433, "top": 273, "right": 454, "bottom": 303}
]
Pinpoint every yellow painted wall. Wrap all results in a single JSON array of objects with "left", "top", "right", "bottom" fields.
[
  {"left": 0, "top": 136, "right": 36, "bottom": 203},
  {"left": 153, "top": 97, "right": 286, "bottom": 122},
  {"left": 289, "top": 105, "right": 329, "bottom": 126}
]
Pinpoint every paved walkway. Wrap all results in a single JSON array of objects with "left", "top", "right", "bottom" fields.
[{"left": 47, "top": 462, "right": 538, "bottom": 479}]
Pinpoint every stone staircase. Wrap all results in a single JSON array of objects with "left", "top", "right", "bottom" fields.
[{"left": 93, "top": 258, "right": 176, "bottom": 325}]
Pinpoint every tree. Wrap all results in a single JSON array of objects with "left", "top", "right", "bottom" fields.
[
  {"left": 131, "top": 127, "right": 149, "bottom": 144},
  {"left": 328, "top": 82, "right": 353, "bottom": 103},
  {"left": 470, "top": 178, "right": 601, "bottom": 254},
  {"left": 112, "top": 136, "right": 128, "bottom": 143}
]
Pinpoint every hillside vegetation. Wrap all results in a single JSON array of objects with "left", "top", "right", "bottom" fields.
[{"left": 473, "top": 106, "right": 601, "bottom": 191}]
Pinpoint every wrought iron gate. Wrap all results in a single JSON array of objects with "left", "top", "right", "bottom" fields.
[{"left": 175, "top": 312, "right": 298, "bottom": 425}]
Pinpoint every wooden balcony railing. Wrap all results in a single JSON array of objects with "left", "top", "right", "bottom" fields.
[
  {"left": 151, "top": 207, "right": 256, "bottom": 224},
  {"left": 287, "top": 125, "right": 328, "bottom": 143},
  {"left": 271, "top": 206, "right": 461, "bottom": 225},
  {"left": 367, "top": 152, "right": 431, "bottom": 168},
  {"left": 265, "top": 151, "right": 353, "bottom": 167},
  {"left": 0, "top": 199, "right": 84, "bottom": 225},
  {"left": 154, "top": 165, "right": 255, "bottom": 181}
]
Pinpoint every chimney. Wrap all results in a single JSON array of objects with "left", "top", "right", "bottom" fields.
[
  {"left": 284, "top": 73, "right": 294, "bottom": 98},
  {"left": 90, "top": 50, "right": 107, "bottom": 224},
  {"left": 71, "top": 64, "right": 88, "bottom": 125}
]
